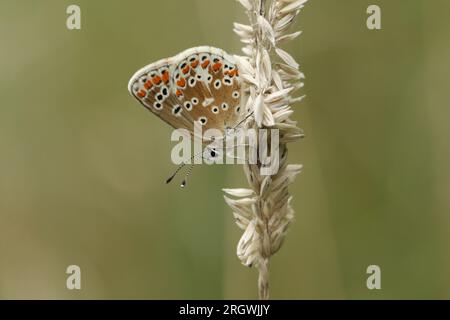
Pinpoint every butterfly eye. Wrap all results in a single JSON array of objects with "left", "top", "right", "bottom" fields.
[
  {"left": 225, "top": 126, "right": 233, "bottom": 136},
  {"left": 198, "top": 117, "right": 207, "bottom": 125},
  {"left": 184, "top": 101, "right": 193, "bottom": 110},
  {"left": 191, "top": 97, "right": 199, "bottom": 105},
  {"left": 214, "top": 79, "right": 222, "bottom": 89},
  {"left": 232, "top": 91, "right": 240, "bottom": 99},
  {"left": 212, "top": 106, "right": 219, "bottom": 114},
  {"left": 221, "top": 103, "right": 229, "bottom": 110}
]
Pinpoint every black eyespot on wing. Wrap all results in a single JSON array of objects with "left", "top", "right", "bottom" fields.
[
  {"left": 184, "top": 101, "right": 192, "bottom": 110},
  {"left": 173, "top": 105, "right": 182, "bottom": 114}
]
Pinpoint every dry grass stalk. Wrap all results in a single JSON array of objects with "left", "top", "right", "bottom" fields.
[{"left": 223, "top": 0, "right": 308, "bottom": 300}]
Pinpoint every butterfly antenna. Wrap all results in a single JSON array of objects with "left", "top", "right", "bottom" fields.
[
  {"left": 165, "top": 149, "right": 204, "bottom": 185},
  {"left": 165, "top": 162, "right": 186, "bottom": 184},
  {"left": 233, "top": 111, "right": 254, "bottom": 130},
  {"left": 180, "top": 145, "right": 222, "bottom": 188},
  {"left": 180, "top": 163, "right": 194, "bottom": 188}
]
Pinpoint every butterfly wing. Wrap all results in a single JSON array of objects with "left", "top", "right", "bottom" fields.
[
  {"left": 128, "top": 59, "right": 195, "bottom": 135},
  {"left": 172, "top": 47, "right": 244, "bottom": 134},
  {"left": 128, "top": 47, "right": 244, "bottom": 141}
]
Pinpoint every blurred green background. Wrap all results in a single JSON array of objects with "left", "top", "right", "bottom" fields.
[{"left": 1, "top": 0, "right": 449, "bottom": 299}]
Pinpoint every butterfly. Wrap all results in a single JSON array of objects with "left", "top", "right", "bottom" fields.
[{"left": 128, "top": 46, "right": 251, "bottom": 186}]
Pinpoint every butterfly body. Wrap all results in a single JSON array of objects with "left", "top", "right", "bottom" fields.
[{"left": 128, "top": 46, "right": 245, "bottom": 142}]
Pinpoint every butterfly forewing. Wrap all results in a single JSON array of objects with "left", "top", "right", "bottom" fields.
[
  {"left": 128, "top": 47, "right": 244, "bottom": 142},
  {"left": 128, "top": 61, "right": 194, "bottom": 136}
]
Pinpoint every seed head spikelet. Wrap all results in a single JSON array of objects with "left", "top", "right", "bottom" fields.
[{"left": 223, "top": 0, "right": 308, "bottom": 300}]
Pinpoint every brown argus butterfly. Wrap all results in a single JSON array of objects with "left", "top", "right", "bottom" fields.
[{"left": 128, "top": 47, "right": 248, "bottom": 186}]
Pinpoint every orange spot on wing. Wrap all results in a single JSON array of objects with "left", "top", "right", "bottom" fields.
[
  {"left": 182, "top": 66, "right": 190, "bottom": 74},
  {"left": 190, "top": 60, "right": 199, "bottom": 68},
  {"left": 212, "top": 62, "right": 222, "bottom": 72},
  {"left": 177, "top": 78, "right": 186, "bottom": 87},
  {"left": 176, "top": 89, "right": 183, "bottom": 97},
  {"left": 162, "top": 71, "right": 170, "bottom": 83},
  {"left": 144, "top": 80, "right": 153, "bottom": 89},
  {"left": 201, "top": 60, "right": 210, "bottom": 69},
  {"left": 228, "top": 69, "right": 238, "bottom": 77},
  {"left": 152, "top": 75, "right": 162, "bottom": 85},
  {"left": 137, "top": 90, "right": 146, "bottom": 98}
]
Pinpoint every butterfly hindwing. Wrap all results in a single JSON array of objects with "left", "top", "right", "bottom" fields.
[{"left": 173, "top": 48, "right": 243, "bottom": 134}]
